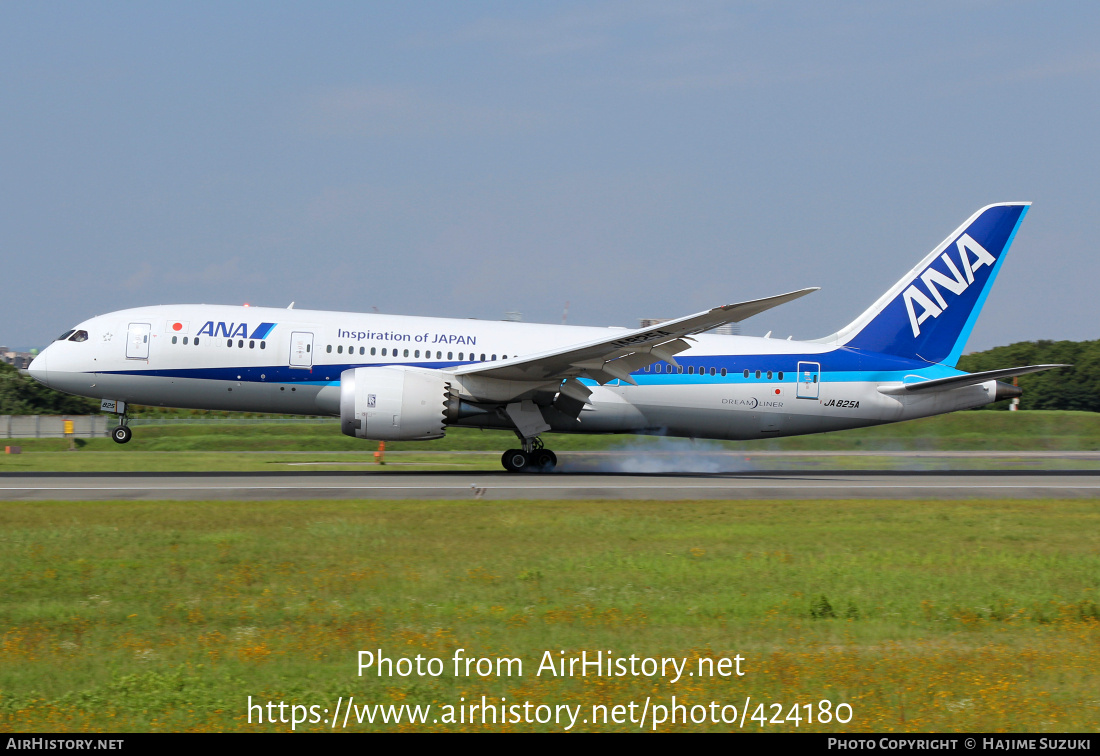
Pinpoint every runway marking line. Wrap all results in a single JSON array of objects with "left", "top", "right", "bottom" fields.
[{"left": 6, "top": 484, "right": 1100, "bottom": 492}]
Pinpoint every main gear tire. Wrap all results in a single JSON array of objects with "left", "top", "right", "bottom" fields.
[
  {"left": 531, "top": 449, "right": 557, "bottom": 472},
  {"left": 501, "top": 449, "right": 529, "bottom": 473}
]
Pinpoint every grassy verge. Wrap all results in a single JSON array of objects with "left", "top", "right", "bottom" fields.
[
  {"left": 7, "top": 411, "right": 1100, "bottom": 455},
  {"left": 1, "top": 498, "right": 1097, "bottom": 732},
  {"left": 5, "top": 410, "right": 1100, "bottom": 472}
]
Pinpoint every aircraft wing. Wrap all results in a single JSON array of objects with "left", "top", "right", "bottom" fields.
[
  {"left": 448, "top": 287, "right": 818, "bottom": 389},
  {"left": 878, "top": 364, "right": 1069, "bottom": 395}
]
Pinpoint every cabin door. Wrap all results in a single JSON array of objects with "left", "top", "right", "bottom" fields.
[
  {"left": 126, "top": 323, "right": 151, "bottom": 359},
  {"left": 290, "top": 331, "right": 314, "bottom": 368},
  {"left": 796, "top": 361, "right": 821, "bottom": 399}
]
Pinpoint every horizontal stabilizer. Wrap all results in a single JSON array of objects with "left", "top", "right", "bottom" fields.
[{"left": 878, "top": 364, "right": 1069, "bottom": 395}]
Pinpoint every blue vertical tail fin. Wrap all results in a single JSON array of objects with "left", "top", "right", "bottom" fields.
[{"left": 816, "top": 202, "right": 1030, "bottom": 367}]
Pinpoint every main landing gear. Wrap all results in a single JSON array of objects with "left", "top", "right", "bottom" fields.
[{"left": 501, "top": 435, "right": 557, "bottom": 473}]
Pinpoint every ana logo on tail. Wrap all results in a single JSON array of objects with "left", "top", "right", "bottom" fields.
[{"left": 903, "top": 233, "right": 996, "bottom": 337}]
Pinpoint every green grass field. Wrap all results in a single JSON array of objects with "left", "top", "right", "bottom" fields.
[
  {"left": 4, "top": 411, "right": 1100, "bottom": 473},
  {"left": 2, "top": 498, "right": 1098, "bottom": 732}
]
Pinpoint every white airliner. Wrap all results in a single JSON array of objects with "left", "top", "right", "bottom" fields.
[{"left": 29, "top": 203, "right": 1064, "bottom": 472}]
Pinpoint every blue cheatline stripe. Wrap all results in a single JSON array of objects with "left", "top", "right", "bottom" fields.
[
  {"left": 98, "top": 349, "right": 969, "bottom": 388},
  {"left": 111, "top": 346, "right": 953, "bottom": 381},
  {"left": 248, "top": 322, "right": 277, "bottom": 340}
]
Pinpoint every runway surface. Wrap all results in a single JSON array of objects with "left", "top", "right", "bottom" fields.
[{"left": 4, "top": 468, "right": 1100, "bottom": 500}]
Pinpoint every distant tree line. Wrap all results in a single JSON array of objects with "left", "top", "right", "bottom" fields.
[
  {"left": 0, "top": 361, "right": 100, "bottom": 414},
  {"left": 958, "top": 340, "right": 1098, "bottom": 411}
]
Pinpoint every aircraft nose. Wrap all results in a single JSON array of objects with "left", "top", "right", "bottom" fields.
[{"left": 27, "top": 351, "right": 49, "bottom": 387}]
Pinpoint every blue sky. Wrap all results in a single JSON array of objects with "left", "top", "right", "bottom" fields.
[{"left": 2, "top": 2, "right": 1098, "bottom": 351}]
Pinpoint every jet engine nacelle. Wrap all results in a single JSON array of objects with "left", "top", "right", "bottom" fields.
[{"left": 340, "top": 366, "right": 448, "bottom": 441}]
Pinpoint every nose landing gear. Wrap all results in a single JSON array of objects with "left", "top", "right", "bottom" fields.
[
  {"left": 501, "top": 436, "right": 557, "bottom": 473},
  {"left": 111, "top": 423, "right": 132, "bottom": 444},
  {"left": 102, "top": 400, "right": 132, "bottom": 444}
]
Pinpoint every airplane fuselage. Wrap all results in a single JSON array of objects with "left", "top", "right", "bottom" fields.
[
  {"left": 32, "top": 303, "right": 993, "bottom": 441},
  {"left": 30, "top": 203, "right": 1048, "bottom": 470}
]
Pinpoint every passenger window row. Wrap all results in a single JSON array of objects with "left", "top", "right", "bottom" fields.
[
  {"left": 644, "top": 363, "right": 728, "bottom": 376},
  {"left": 322, "top": 346, "right": 507, "bottom": 362},
  {"left": 743, "top": 369, "right": 784, "bottom": 380},
  {"left": 167, "top": 336, "right": 269, "bottom": 350},
  {"left": 640, "top": 364, "right": 787, "bottom": 380}
]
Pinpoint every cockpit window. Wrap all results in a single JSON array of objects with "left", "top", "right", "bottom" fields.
[
  {"left": 56, "top": 330, "right": 75, "bottom": 341},
  {"left": 68, "top": 330, "right": 89, "bottom": 342}
]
